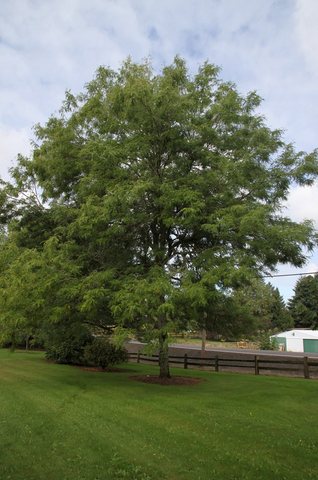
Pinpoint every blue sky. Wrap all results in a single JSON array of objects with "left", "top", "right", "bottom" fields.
[{"left": 0, "top": 0, "right": 317, "bottom": 302}]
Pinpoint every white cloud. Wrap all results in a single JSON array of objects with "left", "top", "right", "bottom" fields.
[
  {"left": 285, "top": 184, "right": 318, "bottom": 226},
  {"left": 294, "top": 0, "right": 318, "bottom": 77}
]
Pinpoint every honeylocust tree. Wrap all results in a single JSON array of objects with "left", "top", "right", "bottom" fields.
[{"left": 1, "top": 57, "right": 318, "bottom": 377}]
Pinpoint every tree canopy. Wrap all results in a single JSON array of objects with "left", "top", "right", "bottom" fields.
[{"left": 0, "top": 57, "right": 318, "bottom": 377}]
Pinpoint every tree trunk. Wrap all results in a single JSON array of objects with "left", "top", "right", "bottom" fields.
[
  {"left": 158, "top": 331, "right": 171, "bottom": 378},
  {"left": 25, "top": 335, "right": 30, "bottom": 352},
  {"left": 158, "top": 309, "right": 171, "bottom": 378}
]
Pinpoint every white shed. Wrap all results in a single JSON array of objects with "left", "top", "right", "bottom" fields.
[{"left": 271, "top": 330, "right": 318, "bottom": 353}]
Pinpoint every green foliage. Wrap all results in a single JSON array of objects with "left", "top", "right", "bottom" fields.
[
  {"left": 232, "top": 278, "right": 294, "bottom": 333},
  {"left": 288, "top": 274, "right": 318, "bottom": 328},
  {"left": 269, "top": 288, "right": 294, "bottom": 331},
  {"left": 192, "top": 295, "right": 256, "bottom": 341},
  {"left": 83, "top": 338, "right": 129, "bottom": 369},
  {"left": 0, "top": 56, "right": 318, "bottom": 377},
  {"left": 45, "top": 323, "right": 92, "bottom": 364},
  {"left": 258, "top": 330, "right": 279, "bottom": 350}
]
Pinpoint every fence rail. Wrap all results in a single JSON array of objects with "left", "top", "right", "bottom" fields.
[{"left": 129, "top": 351, "right": 318, "bottom": 379}]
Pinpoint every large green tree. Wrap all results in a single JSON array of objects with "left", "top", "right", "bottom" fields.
[{"left": 1, "top": 57, "right": 318, "bottom": 377}]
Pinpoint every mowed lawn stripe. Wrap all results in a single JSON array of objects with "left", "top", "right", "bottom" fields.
[{"left": 1, "top": 349, "right": 318, "bottom": 480}]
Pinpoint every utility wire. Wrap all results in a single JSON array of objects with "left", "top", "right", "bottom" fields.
[{"left": 262, "top": 271, "right": 318, "bottom": 278}]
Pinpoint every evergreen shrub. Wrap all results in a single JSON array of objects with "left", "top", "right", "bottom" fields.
[{"left": 83, "top": 338, "right": 129, "bottom": 369}]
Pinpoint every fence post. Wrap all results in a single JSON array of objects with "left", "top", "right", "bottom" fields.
[
  {"left": 215, "top": 355, "right": 219, "bottom": 372},
  {"left": 137, "top": 350, "right": 140, "bottom": 364},
  {"left": 304, "top": 356, "right": 310, "bottom": 379},
  {"left": 255, "top": 356, "right": 259, "bottom": 375},
  {"left": 201, "top": 329, "right": 206, "bottom": 364},
  {"left": 184, "top": 354, "right": 188, "bottom": 369}
]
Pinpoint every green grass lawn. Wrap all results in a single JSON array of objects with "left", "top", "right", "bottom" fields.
[
  {"left": 1, "top": 349, "right": 318, "bottom": 480},
  {"left": 169, "top": 336, "right": 239, "bottom": 348}
]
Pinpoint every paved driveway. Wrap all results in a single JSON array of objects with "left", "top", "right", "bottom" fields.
[{"left": 127, "top": 339, "right": 318, "bottom": 358}]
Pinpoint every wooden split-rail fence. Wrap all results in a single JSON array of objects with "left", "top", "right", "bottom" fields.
[{"left": 129, "top": 351, "right": 318, "bottom": 379}]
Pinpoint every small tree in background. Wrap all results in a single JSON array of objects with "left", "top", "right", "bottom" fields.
[
  {"left": 83, "top": 338, "right": 129, "bottom": 369},
  {"left": 258, "top": 330, "right": 279, "bottom": 351},
  {"left": 288, "top": 274, "right": 318, "bottom": 329},
  {"left": 232, "top": 278, "right": 294, "bottom": 334}
]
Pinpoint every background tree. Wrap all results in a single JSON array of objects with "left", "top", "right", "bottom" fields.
[
  {"left": 269, "top": 287, "right": 294, "bottom": 332},
  {"left": 177, "top": 290, "right": 256, "bottom": 340},
  {"left": 232, "top": 278, "right": 294, "bottom": 334},
  {"left": 288, "top": 274, "right": 318, "bottom": 329},
  {"left": 0, "top": 57, "right": 317, "bottom": 378}
]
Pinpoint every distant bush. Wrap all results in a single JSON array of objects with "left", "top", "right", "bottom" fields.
[
  {"left": 258, "top": 330, "right": 279, "bottom": 351},
  {"left": 83, "top": 338, "right": 129, "bottom": 369},
  {"left": 46, "top": 340, "right": 85, "bottom": 364},
  {"left": 45, "top": 324, "right": 92, "bottom": 364}
]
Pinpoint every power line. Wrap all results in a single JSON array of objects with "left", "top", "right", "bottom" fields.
[{"left": 263, "top": 271, "right": 318, "bottom": 279}]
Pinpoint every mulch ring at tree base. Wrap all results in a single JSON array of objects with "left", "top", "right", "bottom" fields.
[{"left": 129, "top": 375, "right": 205, "bottom": 386}]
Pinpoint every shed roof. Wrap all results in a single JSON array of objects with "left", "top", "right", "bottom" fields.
[{"left": 272, "top": 330, "right": 318, "bottom": 340}]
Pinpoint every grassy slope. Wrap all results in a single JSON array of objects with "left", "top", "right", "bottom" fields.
[{"left": 1, "top": 349, "right": 317, "bottom": 480}]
